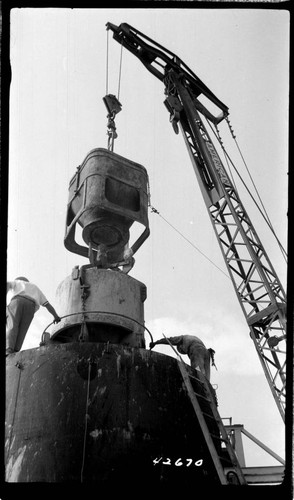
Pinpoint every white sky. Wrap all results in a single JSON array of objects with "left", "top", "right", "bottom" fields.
[{"left": 8, "top": 8, "right": 289, "bottom": 469}]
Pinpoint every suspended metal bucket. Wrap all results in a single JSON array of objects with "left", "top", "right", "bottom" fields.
[{"left": 64, "top": 148, "right": 149, "bottom": 270}]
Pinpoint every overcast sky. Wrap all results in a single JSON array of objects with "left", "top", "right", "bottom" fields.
[{"left": 7, "top": 8, "right": 289, "bottom": 469}]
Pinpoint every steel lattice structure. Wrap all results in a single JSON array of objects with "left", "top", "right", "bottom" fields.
[{"left": 107, "top": 22, "right": 287, "bottom": 421}]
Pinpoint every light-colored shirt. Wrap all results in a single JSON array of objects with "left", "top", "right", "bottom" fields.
[{"left": 7, "top": 280, "right": 48, "bottom": 312}]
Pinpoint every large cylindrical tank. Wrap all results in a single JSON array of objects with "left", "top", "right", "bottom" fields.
[
  {"left": 50, "top": 266, "right": 147, "bottom": 348},
  {"left": 5, "top": 343, "right": 221, "bottom": 484}
]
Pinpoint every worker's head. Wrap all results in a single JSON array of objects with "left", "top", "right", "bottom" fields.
[{"left": 15, "top": 276, "right": 29, "bottom": 282}]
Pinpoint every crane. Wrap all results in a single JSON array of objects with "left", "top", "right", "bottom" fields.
[{"left": 106, "top": 22, "right": 287, "bottom": 422}]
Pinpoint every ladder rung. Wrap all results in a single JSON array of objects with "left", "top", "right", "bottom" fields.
[
  {"left": 189, "top": 372, "right": 210, "bottom": 386},
  {"left": 218, "top": 455, "right": 234, "bottom": 465},
  {"left": 202, "top": 411, "right": 215, "bottom": 420},
  {"left": 206, "top": 409, "right": 224, "bottom": 426},
  {"left": 210, "top": 433, "right": 228, "bottom": 443},
  {"left": 178, "top": 363, "right": 246, "bottom": 484},
  {"left": 193, "top": 391, "right": 211, "bottom": 403},
  {"left": 210, "top": 433, "right": 224, "bottom": 441}
]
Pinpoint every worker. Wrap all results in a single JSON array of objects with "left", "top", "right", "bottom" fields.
[
  {"left": 149, "top": 334, "right": 216, "bottom": 381},
  {"left": 6, "top": 277, "right": 61, "bottom": 356}
]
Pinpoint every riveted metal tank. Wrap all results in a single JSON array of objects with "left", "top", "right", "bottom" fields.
[
  {"left": 50, "top": 265, "right": 147, "bottom": 348},
  {"left": 64, "top": 148, "right": 150, "bottom": 267},
  {"left": 5, "top": 343, "right": 221, "bottom": 484}
]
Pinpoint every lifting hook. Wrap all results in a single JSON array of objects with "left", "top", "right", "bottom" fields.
[{"left": 103, "top": 94, "right": 122, "bottom": 151}]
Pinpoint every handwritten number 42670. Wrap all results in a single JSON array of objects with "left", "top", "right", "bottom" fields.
[{"left": 153, "top": 457, "right": 203, "bottom": 467}]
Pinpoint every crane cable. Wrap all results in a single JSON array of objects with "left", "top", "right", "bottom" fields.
[
  {"left": 149, "top": 204, "right": 230, "bottom": 280},
  {"left": 228, "top": 123, "right": 288, "bottom": 263},
  {"left": 117, "top": 42, "right": 123, "bottom": 101},
  {"left": 80, "top": 360, "right": 91, "bottom": 483},
  {"left": 226, "top": 116, "right": 281, "bottom": 233},
  {"left": 106, "top": 28, "right": 109, "bottom": 95},
  {"left": 206, "top": 118, "right": 287, "bottom": 263},
  {"left": 105, "top": 28, "right": 123, "bottom": 100}
]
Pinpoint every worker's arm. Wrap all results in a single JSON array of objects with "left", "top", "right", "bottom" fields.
[
  {"left": 43, "top": 302, "right": 61, "bottom": 323},
  {"left": 149, "top": 336, "right": 182, "bottom": 349}
]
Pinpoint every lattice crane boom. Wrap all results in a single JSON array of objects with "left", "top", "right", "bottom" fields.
[{"left": 106, "top": 22, "right": 287, "bottom": 421}]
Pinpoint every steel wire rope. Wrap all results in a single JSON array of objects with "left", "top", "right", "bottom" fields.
[
  {"left": 227, "top": 117, "right": 287, "bottom": 257},
  {"left": 228, "top": 118, "right": 276, "bottom": 228},
  {"left": 41, "top": 311, "right": 154, "bottom": 343},
  {"left": 105, "top": 28, "right": 123, "bottom": 100},
  {"left": 226, "top": 120, "right": 287, "bottom": 262},
  {"left": 80, "top": 360, "right": 91, "bottom": 483},
  {"left": 206, "top": 118, "right": 287, "bottom": 263},
  {"left": 105, "top": 31, "right": 123, "bottom": 153},
  {"left": 106, "top": 28, "right": 109, "bottom": 95},
  {"left": 6, "top": 362, "right": 23, "bottom": 459},
  {"left": 117, "top": 42, "right": 123, "bottom": 101},
  {"left": 149, "top": 205, "right": 230, "bottom": 280}
]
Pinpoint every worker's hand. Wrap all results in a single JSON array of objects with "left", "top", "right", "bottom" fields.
[
  {"left": 123, "top": 248, "right": 134, "bottom": 261},
  {"left": 149, "top": 342, "right": 155, "bottom": 349},
  {"left": 53, "top": 316, "right": 61, "bottom": 324}
]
